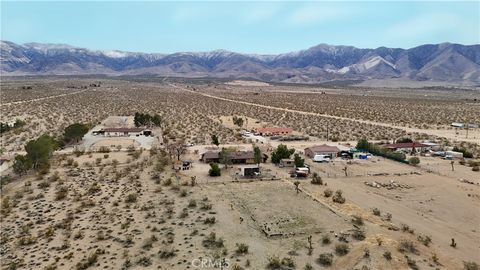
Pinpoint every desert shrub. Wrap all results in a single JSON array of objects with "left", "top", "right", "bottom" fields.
[
  {"left": 55, "top": 186, "right": 68, "bottom": 200},
  {"left": 311, "top": 172, "right": 323, "bottom": 185},
  {"left": 324, "top": 189, "right": 333, "bottom": 197},
  {"left": 352, "top": 229, "right": 366, "bottom": 240},
  {"left": 98, "top": 146, "right": 110, "bottom": 153},
  {"left": 317, "top": 253, "right": 333, "bottom": 266},
  {"left": 209, "top": 163, "right": 221, "bottom": 176},
  {"left": 322, "top": 234, "right": 331, "bottom": 245},
  {"left": 352, "top": 215, "right": 364, "bottom": 226},
  {"left": 267, "top": 256, "right": 281, "bottom": 269},
  {"left": 408, "top": 157, "right": 420, "bottom": 165},
  {"left": 281, "top": 257, "right": 295, "bottom": 268},
  {"left": 38, "top": 181, "right": 51, "bottom": 189},
  {"left": 473, "top": 166, "right": 479, "bottom": 172},
  {"left": 202, "top": 232, "right": 224, "bottom": 248},
  {"left": 383, "top": 251, "right": 392, "bottom": 260},
  {"left": 235, "top": 243, "right": 249, "bottom": 255},
  {"left": 398, "top": 239, "right": 418, "bottom": 254},
  {"left": 335, "top": 243, "right": 349, "bottom": 256},
  {"left": 464, "top": 261, "right": 480, "bottom": 270},
  {"left": 401, "top": 224, "right": 414, "bottom": 234},
  {"left": 76, "top": 252, "right": 98, "bottom": 270},
  {"left": 417, "top": 234, "right": 432, "bottom": 246},
  {"left": 304, "top": 263, "right": 313, "bottom": 270},
  {"left": 125, "top": 193, "right": 138, "bottom": 203},
  {"left": 136, "top": 256, "right": 152, "bottom": 266},
  {"left": 188, "top": 199, "right": 197, "bottom": 208},
  {"left": 405, "top": 255, "right": 419, "bottom": 270},
  {"left": 204, "top": 217, "right": 216, "bottom": 224},
  {"left": 332, "top": 190, "right": 345, "bottom": 204},
  {"left": 162, "top": 178, "right": 172, "bottom": 186},
  {"left": 157, "top": 246, "right": 176, "bottom": 258},
  {"left": 372, "top": 208, "right": 381, "bottom": 216},
  {"left": 200, "top": 202, "right": 212, "bottom": 210}
]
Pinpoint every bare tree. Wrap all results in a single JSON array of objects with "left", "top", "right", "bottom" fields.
[{"left": 167, "top": 139, "right": 186, "bottom": 161}]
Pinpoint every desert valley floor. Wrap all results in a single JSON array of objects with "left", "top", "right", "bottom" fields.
[{"left": 0, "top": 77, "right": 479, "bottom": 270}]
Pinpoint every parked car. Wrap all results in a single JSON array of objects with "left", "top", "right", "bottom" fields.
[
  {"left": 443, "top": 155, "right": 454, "bottom": 160},
  {"left": 313, "top": 154, "right": 331, "bottom": 163}
]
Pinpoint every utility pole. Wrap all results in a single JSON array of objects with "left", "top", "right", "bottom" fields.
[{"left": 466, "top": 123, "right": 469, "bottom": 139}]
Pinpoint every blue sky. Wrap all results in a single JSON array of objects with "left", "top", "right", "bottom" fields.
[{"left": 1, "top": 1, "right": 479, "bottom": 54}]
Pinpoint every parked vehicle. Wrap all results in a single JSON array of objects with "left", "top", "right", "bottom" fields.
[
  {"left": 313, "top": 154, "right": 331, "bottom": 163},
  {"left": 443, "top": 155, "right": 454, "bottom": 160}
]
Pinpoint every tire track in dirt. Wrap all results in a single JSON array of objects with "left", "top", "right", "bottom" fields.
[{"left": 2, "top": 89, "right": 90, "bottom": 106}]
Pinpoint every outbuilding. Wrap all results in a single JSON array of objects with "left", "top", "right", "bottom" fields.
[
  {"left": 103, "top": 127, "right": 146, "bottom": 137},
  {"left": 305, "top": 144, "right": 341, "bottom": 159},
  {"left": 256, "top": 127, "right": 293, "bottom": 136},
  {"left": 238, "top": 165, "right": 260, "bottom": 177}
]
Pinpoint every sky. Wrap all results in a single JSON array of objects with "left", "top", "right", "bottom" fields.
[{"left": 1, "top": 1, "right": 479, "bottom": 54}]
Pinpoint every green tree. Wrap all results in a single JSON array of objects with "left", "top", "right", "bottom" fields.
[
  {"left": 271, "top": 144, "right": 295, "bottom": 164},
  {"left": 64, "top": 123, "right": 89, "bottom": 143},
  {"left": 211, "top": 134, "right": 220, "bottom": 147},
  {"left": 13, "top": 155, "right": 32, "bottom": 175},
  {"left": 25, "top": 134, "right": 57, "bottom": 170},
  {"left": 208, "top": 163, "right": 221, "bottom": 177},
  {"left": 408, "top": 157, "right": 420, "bottom": 165},
  {"left": 151, "top": 114, "right": 162, "bottom": 127},
  {"left": 219, "top": 147, "right": 233, "bottom": 168},
  {"left": 294, "top": 153, "right": 304, "bottom": 167},
  {"left": 253, "top": 146, "right": 262, "bottom": 166},
  {"left": 356, "top": 139, "right": 369, "bottom": 151}
]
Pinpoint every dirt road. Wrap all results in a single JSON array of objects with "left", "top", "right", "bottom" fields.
[
  {"left": 168, "top": 82, "right": 480, "bottom": 144},
  {"left": 1, "top": 89, "right": 91, "bottom": 106}
]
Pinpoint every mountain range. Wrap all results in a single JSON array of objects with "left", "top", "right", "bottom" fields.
[{"left": 1, "top": 40, "right": 479, "bottom": 84}]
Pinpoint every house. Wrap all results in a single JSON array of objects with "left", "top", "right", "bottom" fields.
[
  {"left": 201, "top": 151, "right": 221, "bottom": 163},
  {"left": 102, "top": 128, "right": 146, "bottom": 137},
  {"left": 305, "top": 144, "right": 341, "bottom": 159},
  {"left": 385, "top": 142, "right": 429, "bottom": 152},
  {"left": 256, "top": 127, "right": 293, "bottom": 136},
  {"left": 201, "top": 150, "right": 268, "bottom": 164},
  {"left": 279, "top": 158, "right": 295, "bottom": 167},
  {"left": 238, "top": 165, "right": 260, "bottom": 177}
]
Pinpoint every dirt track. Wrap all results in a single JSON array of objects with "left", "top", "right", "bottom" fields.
[{"left": 168, "top": 82, "right": 480, "bottom": 144}]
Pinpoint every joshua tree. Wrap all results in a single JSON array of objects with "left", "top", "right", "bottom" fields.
[
  {"left": 342, "top": 166, "right": 348, "bottom": 177},
  {"left": 294, "top": 181, "right": 300, "bottom": 194},
  {"left": 307, "top": 235, "right": 313, "bottom": 255},
  {"left": 450, "top": 238, "right": 457, "bottom": 248}
]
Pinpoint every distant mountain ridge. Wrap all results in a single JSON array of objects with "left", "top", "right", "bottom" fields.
[{"left": 1, "top": 40, "right": 479, "bottom": 84}]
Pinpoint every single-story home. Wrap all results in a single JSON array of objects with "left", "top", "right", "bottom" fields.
[
  {"left": 256, "top": 127, "right": 293, "bottom": 136},
  {"left": 305, "top": 144, "right": 341, "bottom": 159},
  {"left": 201, "top": 150, "right": 268, "bottom": 164},
  {"left": 101, "top": 127, "right": 148, "bottom": 137},
  {"left": 384, "top": 142, "right": 429, "bottom": 152}
]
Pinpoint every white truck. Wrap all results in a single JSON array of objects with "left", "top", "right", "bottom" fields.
[{"left": 313, "top": 154, "right": 331, "bottom": 163}]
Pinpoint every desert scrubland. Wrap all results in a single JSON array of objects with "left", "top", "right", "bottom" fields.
[{"left": 1, "top": 77, "right": 479, "bottom": 270}]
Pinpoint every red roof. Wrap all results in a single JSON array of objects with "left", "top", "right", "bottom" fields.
[
  {"left": 385, "top": 142, "right": 428, "bottom": 149},
  {"left": 256, "top": 127, "right": 293, "bottom": 133},
  {"left": 103, "top": 128, "right": 144, "bottom": 133}
]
